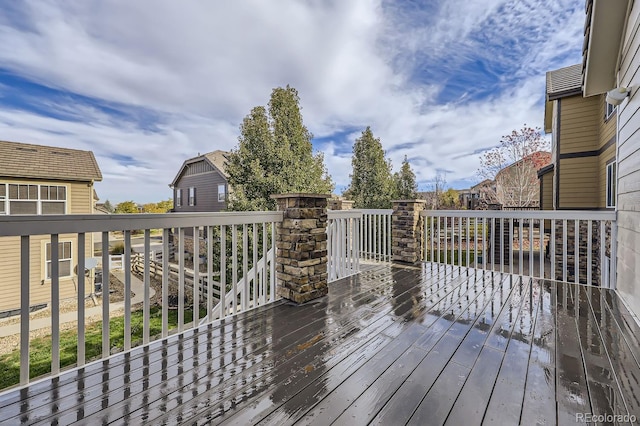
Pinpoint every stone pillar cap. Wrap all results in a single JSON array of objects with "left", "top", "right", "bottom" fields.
[
  {"left": 271, "top": 193, "right": 332, "bottom": 199},
  {"left": 392, "top": 199, "right": 427, "bottom": 203}
]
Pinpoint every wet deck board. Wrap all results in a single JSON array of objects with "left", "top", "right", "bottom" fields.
[{"left": 1, "top": 263, "right": 640, "bottom": 425}]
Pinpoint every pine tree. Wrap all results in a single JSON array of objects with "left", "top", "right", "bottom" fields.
[
  {"left": 103, "top": 199, "right": 114, "bottom": 213},
  {"left": 226, "top": 86, "right": 333, "bottom": 211},
  {"left": 346, "top": 127, "right": 396, "bottom": 208},
  {"left": 395, "top": 155, "right": 418, "bottom": 199}
]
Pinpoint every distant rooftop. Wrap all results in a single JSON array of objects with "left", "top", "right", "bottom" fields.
[{"left": 0, "top": 140, "right": 102, "bottom": 182}]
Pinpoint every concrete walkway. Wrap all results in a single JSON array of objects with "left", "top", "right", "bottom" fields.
[{"left": 0, "top": 270, "right": 155, "bottom": 338}]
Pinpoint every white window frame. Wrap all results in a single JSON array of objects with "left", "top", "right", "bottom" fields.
[
  {"left": 1, "top": 183, "right": 67, "bottom": 215},
  {"left": 218, "top": 184, "right": 226, "bottom": 202},
  {"left": 45, "top": 240, "right": 73, "bottom": 280},
  {"left": 0, "top": 183, "right": 5, "bottom": 214},
  {"left": 606, "top": 161, "right": 616, "bottom": 208},
  {"left": 176, "top": 188, "right": 182, "bottom": 207},
  {"left": 605, "top": 101, "right": 616, "bottom": 120},
  {"left": 188, "top": 187, "right": 196, "bottom": 206}
]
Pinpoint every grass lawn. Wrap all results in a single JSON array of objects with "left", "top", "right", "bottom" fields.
[
  {"left": 0, "top": 305, "right": 206, "bottom": 391},
  {"left": 426, "top": 250, "right": 477, "bottom": 267}
]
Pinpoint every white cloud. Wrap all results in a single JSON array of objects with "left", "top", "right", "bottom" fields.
[{"left": 0, "top": 0, "right": 585, "bottom": 202}]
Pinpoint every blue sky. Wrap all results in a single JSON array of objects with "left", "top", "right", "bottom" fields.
[{"left": 0, "top": 0, "right": 584, "bottom": 203}]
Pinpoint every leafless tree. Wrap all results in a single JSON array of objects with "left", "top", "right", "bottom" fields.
[{"left": 478, "top": 126, "right": 551, "bottom": 208}]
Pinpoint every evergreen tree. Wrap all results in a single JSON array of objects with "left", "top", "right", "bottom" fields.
[
  {"left": 394, "top": 155, "right": 418, "bottom": 199},
  {"left": 346, "top": 127, "right": 396, "bottom": 208},
  {"left": 226, "top": 86, "right": 333, "bottom": 210},
  {"left": 103, "top": 199, "right": 114, "bottom": 213}
]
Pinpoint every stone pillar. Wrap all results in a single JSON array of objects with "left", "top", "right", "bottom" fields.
[
  {"left": 391, "top": 199, "right": 426, "bottom": 264},
  {"left": 328, "top": 198, "right": 354, "bottom": 210},
  {"left": 272, "top": 193, "right": 330, "bottom": 303}
]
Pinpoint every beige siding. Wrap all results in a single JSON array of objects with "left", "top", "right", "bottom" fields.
[
  {"left": 541, "top": 172, "right": 553, "bottom": 210},
  {"left": 599, "top": 96, "right": 617, "bottom": 149},
  {"left": 558, "top": 157, "right": 599, "bottom": 208},
  {"left": 0, "top": 179, "right": 95, "bottom": 313},
  {"left": 616, "top": 1, "right": 640, "bottom": 318},
  {"left": 597, "top": 144, "right": 617, "bottom": 208},
  {"left": 559, "top": 96, "right": 600, "bottom": 154}
]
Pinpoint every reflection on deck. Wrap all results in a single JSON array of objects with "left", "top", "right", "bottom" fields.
[{"left": 0, "top": 263, "right": 639, "bottom": 425}]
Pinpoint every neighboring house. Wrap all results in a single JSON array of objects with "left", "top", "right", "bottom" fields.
[
  {"left": 540, "top": 63, "right": 616, "bottom": 210},
  {"left": 169, "top": 150, "right": 229, "bottom": 213},
  {"left": 582, "top": 0, "right": 639, "bottom": 316},
  {"left": 467, "top": 179, "right": 496, "bottom": 209},
  {"left": 494, "top": 151, "right": 551, "bottom": 208},
  {"left": 0, "top": 140, "right": 102, "bottom": 315}
]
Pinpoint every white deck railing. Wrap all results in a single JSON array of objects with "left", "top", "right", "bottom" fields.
[
  {"left": 421, "top": 210, "right": 617, "bottom": 288},
  {"left": 327, "top": 210, "right": 360, "bottom": 281},
  {"left": 360, "top": 209, "right": 392, "bottom": 262},
  {"left": 0, "top": 212, "right": 281, "bottom": 387}
]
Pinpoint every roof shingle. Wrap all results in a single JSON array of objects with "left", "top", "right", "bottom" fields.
[
  {"left": 0, "top": 140, "right": 102, "bottom": 182},
  {"left": 546, "top": 64, "right": 583, "bottom": 100}
]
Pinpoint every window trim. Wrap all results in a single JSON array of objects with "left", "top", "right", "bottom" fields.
[
  {"left": 1, "top": 183, "right": 67, "bottom": 215},
  {"left": 176, "top": 188, "right": 182, "bottom": 207},
  {"left": 605, "top": 101, "right": 616, "bottom": 121},
  {"left": 44, "top": 240, "right": 73, "bottom": 280},
  {"left": 606, "top": 161, "right": 616, "bottom": 208},
  {"left": 188, "top": 187, "right": 196, "bottom": 206},
  {"left": 218, "top": 184, "right": 226, "bottom": 202}
]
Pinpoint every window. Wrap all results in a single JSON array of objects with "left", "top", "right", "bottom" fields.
[
  {"left": 45, "top": 241, "right": 73, "bottom": 279},
  {"left": 0, "top": 183, "right": 67, "bottom": 214},
  {"left": 606, "top": 161, "right": 616, "bottom": 208},
  {"left": 176, "top": 188, "right": 182, "bottom": 207},
  {"left": 218, "top": 184, "right": 226, "bottom": 202},
  {"left": 188, "top": 187, "right": 196, "bottom": 206},
  {"left": 605, "top": 102, "right": 616, "bottom": 120}
]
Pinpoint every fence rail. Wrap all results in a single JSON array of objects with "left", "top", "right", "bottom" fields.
[
  {"left": 421, "top": 209, "right": 617, "bottom": 288},
  {"left": 360, "top": 209, "right": 392, "bottom": 262},
  {"left": 0, "top": 211, "right": 282, "bottom": 387},
  {"left": 327, "top": 210, "right": 360, "bottom": 281}
]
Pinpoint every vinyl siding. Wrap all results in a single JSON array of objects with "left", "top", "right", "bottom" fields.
[
  {"left": 558, "top": 157, "right": 599, "bottom": 208},
  {"left": 0, "top": 178, "right": 94, "bottom": 313},
  {"left": 615, "top": 1, "right": 640, "bottom": 318},
  {"left": 541, "top": 172, "right": 553, "bottom": 210},
  {"left": 173, "top": 170, "right": 227, "bottom": 213},
  {"left": 598, "top": 144, "right": 616, "bottom": 208},
  {"left": 558, "top": 96, "right": 600, "bottom": 154}
]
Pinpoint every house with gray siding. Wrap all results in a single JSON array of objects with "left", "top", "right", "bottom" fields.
[{"left": 169, "top": 150, "right": 229, "bottom": 213}]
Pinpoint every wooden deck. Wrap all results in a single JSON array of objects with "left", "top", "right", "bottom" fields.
[{"left": 1, "top": 263, "right": 640, "bottom": 425}]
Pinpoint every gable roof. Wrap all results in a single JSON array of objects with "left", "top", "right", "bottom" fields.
[
  {"left": 0, "top": 140, "right": 102, "bottom": 182},
  {"left": 170, "top": 150, "right": 230, "bottom": 187},
  {"left": 495, "top": 151, "right": 552, "bottom": 180},
  {"left": 546, "top": 64, "right": 583, "bottom": 100}
]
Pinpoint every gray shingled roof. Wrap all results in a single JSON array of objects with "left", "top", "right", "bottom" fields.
[
  {"left": 546, "top": 64, "right": 583, "bottom": 100},
  {"left": 0, "top": 140, "right": 102, "bottom": 182}
]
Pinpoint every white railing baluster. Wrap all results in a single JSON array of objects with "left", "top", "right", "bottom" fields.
[
  {"left": 270, "top": 222, "right": 276, "bottom": 301},
  {"left": 143, "top": 230, "right": 150, "bottom": 344},
  {"left": 123, "top": 230, "right": 131, "bottom": 351},
  {"left": 491, "top": 218, "right": 496, "bottom": 272},
  {"left": 587, "top": 220, "right": 593, "bottom": 285},
  {"left": 600, "top": 220, "right": 605, "bottom": 288},
  {"left": 551, "top": 220, "right": 556, "bottom": 281},
  {"left": 482, "top": 217, "right": 487, "bottom": 270},
  {"left": 253, "top": 223, "right": 258, "bottom": 306},
  {"left": 207, "top": 226, "right": 213, "bottom": 321},
  {"left": 77, "top": 233, "right": 85, "bottom": 367},
  {"left": 529, "top": 218, "right": 533, "bottom": 278},
  {"left": 539, "top": 219, "right": 544, "bottom": 279},
  {"left": 610, "top": 221, "right": 617, "bottom": 289},
  {"left": 178, "top": 227, "right": 185, "bottom": 332},
  {"left": 20, "top": 235, "right": 30, "bottom": 385},
  {"left": 101, "top": 233, "right": 110, "bottom": 358},
  {"left": 262, "top": 222, "right": 267, "bottom": 304},
  {"left": 458, "top": 218, "right": 462, "bottom": 269},
  {"left": 221, "top": 225, "right": 227, "bottom": 315},
  {"left": 444, "top": 218, "right": 448, "bottom": 266},
  {"left": 162, "top": 228, "right": 169, "bottom": 338},
  {"left": 193, "top": 226, "right": 200, "bottom": 327},
  {"left": 232, "top": 225, "right": 238, "bottom": 314},
  {"left": 500, "top": 218, "right": 504, "bottom": 274},
  {"left": 242, "top": 224, "right": 248, "bottom": 311},
  {"left": 437, "top": 216, "right": 441, "bottom": 263},
  {"left": 509, "top": 219, "right": 513, "bottom": 275},
  {"left": 519, "top": 220, "right": 524, "bottom": 276},
  {"left": 466, "top": 218, "right": 470, "bottom": 268},
  {"left": 574, "top": 219, "right": 579, "bottom": 285},
  {"left": 563, "top": 220, "right": 568, "bottom": 282},
  {"left": 51, "top": 234, "right": 60, "bottom": 375}
]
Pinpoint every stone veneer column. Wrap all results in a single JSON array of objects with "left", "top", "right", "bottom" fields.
[
  {"left": 272, "top": 193, "right": 330, "bottom": 303},
  {"left": 391, "top": 199, "right": 426, "bottom": 264},
  {"left": 327, "top": 198, "right": 354, "bottom": 210}
]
